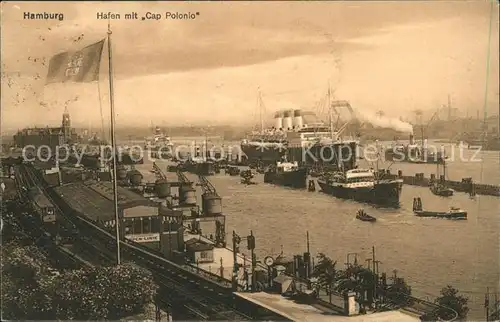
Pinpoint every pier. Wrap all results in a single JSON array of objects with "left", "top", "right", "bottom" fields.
[
  {"left": 400, "top": 172, "right": 499, "bottom": 196},
  {"left": 392, "top": 169, "right": 499, "bottom": 197}
]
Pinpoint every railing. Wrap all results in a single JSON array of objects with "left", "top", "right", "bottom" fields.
[
  {"left": 306, "top": 274, "right": 458, "bottom": 321},
  {"left": 380, "top": 289, "right": 458, "bottom": 321}
]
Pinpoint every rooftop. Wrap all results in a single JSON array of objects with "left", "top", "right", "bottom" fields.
[
  {"left": 185, "top": 238, "right": 214, "bottom": 252},
  {"left": 55, "top": 182, "right": 115, "bottom": 222},
  {"left": 234, "top": 292, "right": 420, "bottom": 322},
  {"left": 89, "top": 181, "right": 148, "bottom": 207},
  {"left": 54, "top": 181, "right": 153, "bottom": 222},
  {"left": 15, "top": 127, "right": 64, "bottom": 135}
]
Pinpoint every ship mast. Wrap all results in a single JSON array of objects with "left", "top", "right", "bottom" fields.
[
  {"left": 258, "top": 90, "right": 264, "bottom": 132},
  {"left": 328, "top": 86, "right": 334, "bottom": 139},
  {"left": 443, "top": 156, "right": 447, "bottom": 180}
]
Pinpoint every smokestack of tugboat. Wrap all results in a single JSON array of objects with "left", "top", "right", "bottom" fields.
[
  {"left": 409, "top": 133, "right": 414, "bottom": 145},
  {"left": 274, "top": 111, "right": 284, "bottom": 130},
  {"left": 293, "top": 109, "right": 304, "bottom": 129},
  {"left": 283, "top": 110, "right": 293, "bottom": 130}
]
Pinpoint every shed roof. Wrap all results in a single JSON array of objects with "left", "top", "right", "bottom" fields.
[
  {"left": 54, "top": 181, "right": 153, "bottom": 222},
  {"left": 185, "top": 238, "right": 214, "bottom": 252}
]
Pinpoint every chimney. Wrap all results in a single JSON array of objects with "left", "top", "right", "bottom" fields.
[
  {"left": 409, "top": 134, "right": 414, "bottom": 145},
  {"left": 283, "top": 110, "right": 293, "bottom": 130},
  {"left": 274, "top": 111, "right": 284, "bottom": 130}
]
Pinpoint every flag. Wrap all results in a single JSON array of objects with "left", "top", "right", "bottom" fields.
[{"left": 46, "top": 39, "right": 105, "bottom": 84}]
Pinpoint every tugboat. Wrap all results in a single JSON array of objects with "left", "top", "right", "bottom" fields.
[
  {"left": 430, "top": 158, "right": 454, "bottom": 197},
  {"left": 412, "top": 197, "right": 467, "bottom": 220},
  {"left": 430, "top": 182, "right": 454, "bottom": 197},
  {"left": 225, "top": 166, "right": 241, "bottom": 176},
  {"left": 317, "top": 168, "right": 403, "bottom": 207},
  {"left": 384, "top": 134, "right": 444, "bottom": 164},
  {"left": 240, "top": 169, "right": 256, "bottom": 185},
  {"left": 263, "top": 160, "right": 308, "bottom": 189},
  {"left": 356, "top": 209, "right": 376, "bottom": 222}
]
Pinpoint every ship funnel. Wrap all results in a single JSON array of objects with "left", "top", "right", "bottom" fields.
[
  {"left": 409, "top": 134, "right": 414, "bottom": 145},
  {"left": 293, "top": 109, "right": 304, "bottom": 129},
  {"left": 283, "top": 110, "right": 293, "bottom": 130},
  {"left": 274, "top": 111, "right": 284, "bottom": 130}
]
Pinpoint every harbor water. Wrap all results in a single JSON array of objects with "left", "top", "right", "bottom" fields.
[{"left": 136, "top": 139, "right": 498, "bottom": 319}]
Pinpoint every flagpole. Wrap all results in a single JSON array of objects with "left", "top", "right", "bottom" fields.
[{"left": 107, "top": 20, "right": 121, "bottom": 265}]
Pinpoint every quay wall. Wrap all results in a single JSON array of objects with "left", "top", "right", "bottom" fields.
[{"left": 395, "top": 170, "right": 500, "bottom": 197}]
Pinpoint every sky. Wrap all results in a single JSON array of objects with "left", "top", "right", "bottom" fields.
[{"left": 1, "top": 1, "right": 499, "bottom": 133}]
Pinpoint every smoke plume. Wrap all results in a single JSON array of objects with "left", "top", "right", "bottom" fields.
[{"left": 354, "top": 110, "right": 413, "bottom": 133}]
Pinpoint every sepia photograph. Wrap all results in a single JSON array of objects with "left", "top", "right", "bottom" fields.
[{"left": 1, "top": 1, "right": 499, "bottom": 321}]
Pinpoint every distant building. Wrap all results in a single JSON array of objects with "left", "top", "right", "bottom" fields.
[{"left": 13, "top": 107, "right": 78, "bottom": 152}]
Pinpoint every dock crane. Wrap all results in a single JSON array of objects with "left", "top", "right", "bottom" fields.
[
  {"left": 329, "top": 100, "right": 358, "bottom": 138},
  {"left": 151, "top": 162, "right": 167, "bottom": 181},
  {"left": 198, "top": 174, "right": 218, "bottom": 197},
  {"left": 197, "top": 174, "right": 226, "bottom": 248},
  {"left": 176, "top": 169, "right": 191, "bottom": 185}
]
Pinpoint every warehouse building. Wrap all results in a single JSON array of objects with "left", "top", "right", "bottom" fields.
[{"left": 54, "top": 181, "right": 184, "bottom": 254}]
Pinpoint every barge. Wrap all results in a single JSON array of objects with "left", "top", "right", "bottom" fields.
[{"left": 412, "top": 197, "right": 467, "bottom": 220}]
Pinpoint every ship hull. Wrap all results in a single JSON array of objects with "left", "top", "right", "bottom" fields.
[
  {"left": 384, "top": 149, "right": 443, "bottom": 164},
  {"left": 286, "top": 141, "right": 358, "bottom": 170},
  {"left": 317, "top": 179, "right": 403, "bottom": 207},
  {"left": 263, "top": 168, "right": 308, "bottom": 189},
  {"left": 180, "top": 161, "right": 216, "bottom": 176},
  {"left": 430, "top": 187, "right": 454, "bottom": 197},
  {"left": 241, "top": 141, "right": 358, "bottom": 169},
  {"left": 414, "top": 210, "right": 467, "bottom": 220},
  {"left": 483, "top": 137, "right": 500, "bottom": 151},
  {"left": 240, "top": 144, "right": 285, "bottom": 164}
]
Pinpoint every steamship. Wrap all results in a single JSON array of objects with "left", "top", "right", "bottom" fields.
[
  {"left": 263, "top": 160, "right": 308, "bottom": 189},
  {"left": 240, "top": 107, "right": 358, "bottom": 170},
  {"left": 384, "top": 133, "right": 444, "bottom": 164},
  {"left": 317, "top": 168, "right": 403, "bottom": 207},
  {"left": 144, "top": 126, "right": 174, "bottom": 159}
]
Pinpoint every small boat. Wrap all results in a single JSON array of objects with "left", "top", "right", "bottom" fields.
[
  {"left": 356, "top": 209, "right": 376, "bottom": 222},
  {"left": 430, "top": 159, "right": 454, "bottom": 197},
  {"left": 430, "top": 182, "right": 454, "bottom": 197}
]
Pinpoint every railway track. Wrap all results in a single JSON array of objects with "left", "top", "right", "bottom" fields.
[{"left": 16, "top": 164, "right": 262, "bottom": 320}]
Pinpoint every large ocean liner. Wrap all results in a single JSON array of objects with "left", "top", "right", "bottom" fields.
[
  {"left": 240, "top": 94, "right": 359, "bottom": 170},
  {"left": 317, "top": 168, "right": 403, "bottom": 207}
]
